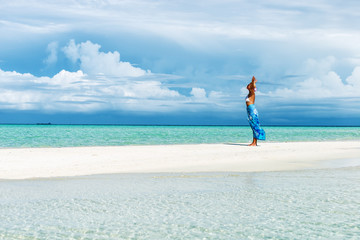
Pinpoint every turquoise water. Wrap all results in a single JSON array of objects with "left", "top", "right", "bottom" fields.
[
  {"left": 0, "top": 125, "right": 359, "bottom": 148},
  {"left": 1, "top": 125, "right": 359, "bottom": 239},
  {"left": 1, "top": 168, "right": 359, "bottom": 239}
]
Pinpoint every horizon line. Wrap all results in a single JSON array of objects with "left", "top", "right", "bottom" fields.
[{"left": 0, "top": 123, "right": 359, "bottom": 127}]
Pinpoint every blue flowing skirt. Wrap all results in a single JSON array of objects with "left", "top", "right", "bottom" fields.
[{"left": 247, "top": 104, "right": 266, "bottom": 140}]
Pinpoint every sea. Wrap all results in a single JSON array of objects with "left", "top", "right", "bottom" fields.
[
  {"left": 0, "top": 124, "right": 359, "bottom": 148},
  {"left": 0, "top": 125, "right": 359, "bottom": 239}
]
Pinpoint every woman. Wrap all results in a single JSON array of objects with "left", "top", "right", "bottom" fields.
[{"left": 245, "top": 76, "right": 266, "bottom": 146}]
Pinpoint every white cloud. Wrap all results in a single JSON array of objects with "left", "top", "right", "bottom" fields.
[
  {"left": 303, "top": 56, "right": 336, "bottom": 77},
  {"left": 44, "top": 41, "right": 58, "bottom": 65},
  {"left": 0, "top": 19, "right": 69, "bottom": 35},
  {"left": 187, "top": 88, "right": 233, "bottom": 109},
  {"left": 50, "top": 70, "right": 86, "bottom": 86},
  {"left": 0, "top": 38, "right": 227, "bottom": 112},
  {"left": 1, "top": 0, "right": 360, "bottom": 119},
  {"left": 208, "top": 90, "right": 225, "bottom": 99},
  {"left": 346, "top": 66, "right": 360, "bottom": 88},
  {"left": 268, "top": 61, "right": 360, "bottom": 99},
  {"left": 2, "top": 0, "right": 360, "bottom": 53},
  {"left": 63, "top": 40, "right": 149, "bottom": 77},
  {"left": 191, "top": 88, "right": 207, "bottom": 100},
  {"left": 240, "top": 87, "right": 248, "bottom": 96},
  {"left": 0, "top": 68, "right": 183, "bottom": 112},
  {"left": 346, "top": 57, "right": 360, "bottom": 66},
  {"left": 62, "top": 39, "right": 79, "bottom": 63}
]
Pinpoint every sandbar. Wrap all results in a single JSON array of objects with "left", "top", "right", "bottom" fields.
[{"left": 0, "top": 141, "right": 359, "bottom": 179}]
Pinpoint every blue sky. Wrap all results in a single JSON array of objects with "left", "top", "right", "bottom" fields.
[{"left": 0, "top": 0, "right": 360, "bottom": 125}]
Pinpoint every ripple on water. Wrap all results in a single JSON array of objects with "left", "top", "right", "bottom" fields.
[{"left": 0, "top": 168, "right": 360, "bottom": 239}]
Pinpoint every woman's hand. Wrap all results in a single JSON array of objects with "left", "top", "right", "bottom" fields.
[{"left": 252, "top": 76, "right": 258, "bottom": 84}]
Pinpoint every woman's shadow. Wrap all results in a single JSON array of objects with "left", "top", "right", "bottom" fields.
[{"left": 224, "top": 143, "right": 249, "bottom": 146}]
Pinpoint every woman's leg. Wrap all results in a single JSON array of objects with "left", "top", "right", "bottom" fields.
[{"left": 249, "top": 137, "right": 257, "bottom": 146}]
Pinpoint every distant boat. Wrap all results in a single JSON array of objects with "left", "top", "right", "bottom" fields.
[{"left": 36, "top": 122, "right": 52, "bottom": 125}]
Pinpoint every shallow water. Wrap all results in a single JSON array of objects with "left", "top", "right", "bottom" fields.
[
  {"left": 1, "top": 167, "right": 360, "bottom": 239},
  {"left": 0, "top": 125, "right": 359, "bottom": 148}
]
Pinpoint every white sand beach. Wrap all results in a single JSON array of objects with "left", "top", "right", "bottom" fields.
[{"left": 0, "top": 141, "right": 359, "bottom": 179}]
